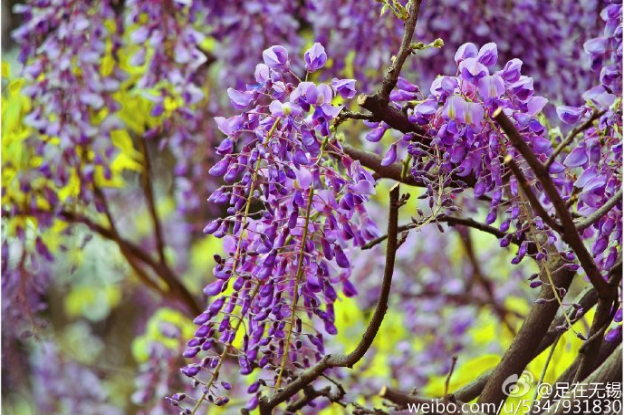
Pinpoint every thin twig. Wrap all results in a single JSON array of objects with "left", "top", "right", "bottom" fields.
[
  {"left": 576, "top": 188, "right": 623, "bottom": 230},
  {"left": 138, "top": 137, "right": 168, "bottom": 267},
  {"left": 444, "top": 356, "right": 459, "bottom": 399},
  {"left": 47, "top": 204, "right": 200, "bottom": 316},
  {"left": 363, "top": 215, "right": 508, "bottom": 250},
  {"left": 357, "top": 0, "right": 429, "bottom": 136},
  {"left": 528, "top": 333, "right": 561, "bottom": 414},
  {"left": 377, "top": 0, "right": 423, "bottom": 103}
]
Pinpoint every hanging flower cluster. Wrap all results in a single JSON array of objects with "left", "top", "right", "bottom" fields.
[
  {"left": 378, "top": 38, "right": 621, "bottom": 283},
  {"left": 365, "top": 42, "right": 554, "bottom": 267},
  {"left": 555, "top": 1, "right": 622, "bottom": 276},
  {"left": 173, "top": 43, "right": 378, "bottom": 411},
  {"left": 556, "top": 2, "right": 623, "bottom": 341},
  {"left": 9, "top": 0, "right": 123, "bottom": 209}
]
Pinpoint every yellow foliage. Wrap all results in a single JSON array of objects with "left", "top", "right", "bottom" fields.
[
  {"left": 131, "top": 308, "right": 195, "bottom": 363},
  {"left": 64, "top": 284, "right": 123, "bottom": 322}
]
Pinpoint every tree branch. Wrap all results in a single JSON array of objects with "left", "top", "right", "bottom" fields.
[
  {"left": 495, "top": 109, "right": 611, "bottom": 299},
  {"left": 378, "top": 259, "right": 621, "bottom": 408},
  {"left": 362, "top": 215, "right": 509, "bottom": 250},
  {"left": 478, "top": 255, "right": 575, "bottom": 407},
  {"left": 376, "top": 0, "right": 422, "bottom": 104},
  {"left": 139, "top": 136, "right": 168, "bottom": 267},
  {"left": 54, "top": 205, "right": 202, "bottom": 316},
  {"left": 551, "top": 344, "right": 622, "bottom": 415},
  {"left": 355, "top": 0, "right": 430, "bottom": 135},
  {"left": 573, "top": 260, "right": 622, "bottom": 382},
  {"left": 576, "top": 188, "right": 623, "bottom": 231},
  {"left": 504, "top": 155, "right": 562, "bottom": 232},
  {"left": 341, "top": 143, "right": 424, "bottom": 186}
]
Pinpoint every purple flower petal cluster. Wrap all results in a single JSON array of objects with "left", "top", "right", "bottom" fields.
[
  {"left": 134, "top": 323, "right": 196, "bottom": 415},
  {"left": 176, "top": 44, "right": 378, "bottom": 411},
  {"left": 310, "top": 0, "right": 602, "bottom": 102},
  {"left": 29, "top": 342, "right": 124, "bottom": 415},
  {"left": 403, "top": 43, "right": 554, "bottom": 254},
  {"left": 10, "top": 0, "right": 122, "bottom": 208},
  {"left": 124, "top": 0, "right": 215, "bottom": 217},
  {"left": 554, "top": 2, "right": 623, "bottom": 279}
]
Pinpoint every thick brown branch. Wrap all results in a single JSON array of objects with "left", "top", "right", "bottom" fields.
[
  {"left": 551, "top": 344, "right": 622, "bottom": 415},
  {"left": 573, "top": 261, "right": 622, "bottom": 382},
  {"left": 385, "top": 265, "right": 617, "bottom": 407},
  {"left": 495, "top": 110, "right": 611, "bottom": 299},
  {"left": 357, "top": 94, "right": 428, "bottom": 135},
  {"left": 342, "top": 143, "right": 423, "bottom": 186},
  {"left": 334, "top": 110, "right": 375, "bottom": 127},
  {"left": 478, "top": 256, "right": 575, "bottom": 408}
]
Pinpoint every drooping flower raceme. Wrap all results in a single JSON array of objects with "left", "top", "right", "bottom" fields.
[
  {"left": 554, "top": 2, "right": 623, "bottom": 340},
  {"left": 367, "top": 42, "right": 557, "bottom": 266},
  {"left": 173, "top": 44, "right": 378, "bottom": 412},
  {"left": 386, "top": 39, "right": 621, "bottom": 330}
]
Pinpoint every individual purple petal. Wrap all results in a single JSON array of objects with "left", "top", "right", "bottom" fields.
[
  {"left": 262, "top": 45, "right": 289, "bottom": 71},
  {"left": 459, "top": 58, "right": 488, "bottom": 84},
  {"left": 477, "top": 74, "right": 505, "bottom": 99},
  {"left": 443, "top": 95, "right": 465, "bottom": 121},
  {"left": 227, "top": 88, "right": 253, "bottom": 109},
  {"left": 304, "top": 42, "right": 327, "bottom": 72},
  {"left": 331, "top": 78, "right": 356, "bottom": 99},
  {"left": 410, "top": 99, "right": 438, "bottom": 124},
  {"left": 454, "top": 42, "right": 478, "bottom": 64},
  {"left": 203, "top": 280, "right": 225, "bottom": 296},
  {"left": 583, "top": 37, "right": 608, "bottom": 57},
  {"left": 181, "top": 365, "right": 200, "bottom": 378},
  {"left": 365, "top": 126, "right": 385, "bottom": 142},
  {"left": 209, "top": 157, "right": 230, "bottom": 176},
  {"left": 477, "top": 42, "right": 498, "bottom": 67},
  {"left": 381, "top": 143, "right": 398, "bottom": 166},
  {"left": 605, "top": 327, "right": 622, "bottom": 343},
  {"left": 526, "top": 96, "right": 548, "bottom": 116},
  {"left": 293, "top": 148, "right": 310, "bottom": 165},
  {"left": 592, "top": 237, "right": 609, "bottom": 256},
  {"left": 564, "top": 147, "right": 588, "bottom": 167},
  {"left": 254, "top": 63, "right": 270, "bottom": 84},
  {"left": 556, "top": 106, "right": 585, "bottom": 124},
  {"left": 509, "top": 77, "right": 534, "bottom": 102},
  {"left": 500, "top": 58, "right": 523, "bottom": 83},
  {"left": 463, "top": 102, "right": 484, "bottom": 125},
  {"left": 334, "top": 245, "right": 350, "bottom": 268},
  {"left": 582, "top": 85, "right": 616, "bottom": 108},
  {"left": 397, "top": 77, "right": 419, "bottom": 92},
  {"left": 269, "top": 100, "right": 301, "bottom": 117}
]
